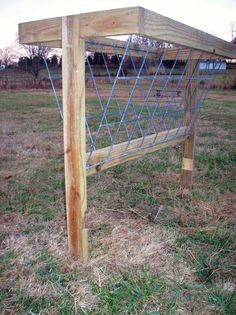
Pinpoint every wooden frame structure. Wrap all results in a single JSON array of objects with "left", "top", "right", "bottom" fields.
[{"left": 19, "top": 7, "right": 236, "bottom": 261}]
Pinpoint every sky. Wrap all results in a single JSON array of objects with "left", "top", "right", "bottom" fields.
[{"left": 0, "top": 0, "right": 235, "bottom": 49}]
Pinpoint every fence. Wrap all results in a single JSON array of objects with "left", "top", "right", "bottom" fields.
[{"left": 19, "top": 7, "right": 236, "bottom": 261}]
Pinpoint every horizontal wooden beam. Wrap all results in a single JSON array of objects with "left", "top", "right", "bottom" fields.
[
  {"left": 19, "top": 7, "right": 236, "bottom": 59},
  {"left": 19, "top": 17, "right": 62, "bottom": 47},
  {"left": 141, "top": 8, "right": 236, "bottom": 59},
  {"left": 30, "top": 37, "right": 220, "bottom": 61},
  {"left": 19, "top": 7, "right": 140, "bottom": 46},
  {"left": 86, "top": 127, "right": 188, "bottom": 176},
  {"left": 86, "top": 38, "right": 218, "bottom": 60}
]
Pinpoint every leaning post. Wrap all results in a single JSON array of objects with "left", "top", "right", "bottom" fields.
[
  {"left": 62, "top": 16, "right": 88, "bottom": 261},
  {"left": 180, "top": 60, "right": 199, "bottom": 189}
]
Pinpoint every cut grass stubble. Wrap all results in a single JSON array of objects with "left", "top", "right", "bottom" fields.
[{"left": 0, "top": 90, "right": 235, "bottom": 314}]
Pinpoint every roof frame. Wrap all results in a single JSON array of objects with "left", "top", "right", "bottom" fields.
[{"left": 19, "top": 6, "right": 236, "bottom": 59}]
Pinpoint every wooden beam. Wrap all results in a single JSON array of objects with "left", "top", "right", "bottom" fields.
[
  {"left": 19, "top": 16, "right": 62, "bottom": 46},
  {"left": 86, "top": 127, "right": 188, "bottom": 176},
  {"left": 157, "top": 48, "right": 220, "bottom": 61},
  {"left": 141, "top": 8, "right": 236, "bottom": 59},
  {"left": 79, "top": 7, "right": 140, "bottom": 38},
  {"left": 180, "top": 60, "right": 199, "bottom": 189},
  {"left": 18, "top": 7, "right": 140, "bottom": 46},
  {"left": 19, "top": 7, "right": 236, "bottom": 59},
  {"left": 35, "top": 37, "right": 220, "bottom": 61},
  {"left": 62, "top": 16, "right": 88, "bottom": 261},
  {"left": 86, "top": 38, "right": 218, "bottom": 60}
]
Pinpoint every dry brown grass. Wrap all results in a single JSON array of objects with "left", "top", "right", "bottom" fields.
[{"left": 0, "top": 89, "right": 235, "bottom": 314}]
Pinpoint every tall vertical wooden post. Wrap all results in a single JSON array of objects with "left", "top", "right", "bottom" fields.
[
  {"left": 180, "top": 60, "right": 199, "bottom": 189},
  {"left": 62, "top": 16, "right": 88, "bottom": 261}
]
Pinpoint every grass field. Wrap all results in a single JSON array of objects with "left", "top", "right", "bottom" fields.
[{"left": 0, "top": 89, "right": 235, "bottom": 314}]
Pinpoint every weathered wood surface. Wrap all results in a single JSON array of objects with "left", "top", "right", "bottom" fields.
[
  {"left": 62, "top": 16, "right": 88, "bottom": 261},
  {"left": 86, "top": 127, "right": 188, "bottom": 176},
  {"left": 18, "top": 7, "right": 140, "bottom": 46},
  {"left": 31, "top": 36, "right": 219, "bottom": 61},
  {"left": 19, "top": 7, "right": 236, "bottom": 58},
  {"left": 86, "top": 38, "right": 218, "bottom": 60},
  {"left": 141, "top": 8, "right": 236, "bottom": 59}
]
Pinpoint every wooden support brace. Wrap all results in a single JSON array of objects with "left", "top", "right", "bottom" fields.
[
  {"left": 180, "top": 60, "right": 199, "bottom": 189},
  {"left": 87, "top": 127, "right": 188, "bottom": 176},
  {"left": 62, "top": 16, "right": 88, "bottom": 261}
]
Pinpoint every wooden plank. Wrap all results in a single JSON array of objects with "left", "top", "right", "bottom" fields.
[
  {"left": 38, "top": 40, "right": 62, "bottom": 48},
  {"left": 157, "top": 48, "right": 219, "bottom": 61},
  {"left": 141, "top": 8, "right": 236, "bottom": 59},
  {"left": 18, "top": 7, "right": 140, "bottom": 45},
  {"left": 87, "top": 137, "right": 186, "bottom": 176},
  {"left": 19, "top": 17, "right": 62, "bottom": 46},
  {"left": 86, "top": 127, "right": 188, "bottom": 176},
  {"left": 180, "top": 60, "right": 199, "bottom": 189},
  {"left": 86, "top": 37, "right": 219, "bottom": 60},
  {"left": 18, "top": 6, "right": 236, "bottom": 58},
  {"left": 30, "top": 36, "right": 218, "bottom": 61},
  {"left": 62, "top": 16, "right": 88, "bottom": 261},
  {"left": 86, "top": 38, "right": 157, "bottom": 59},
  {"left": 86, "top": 38, "right": 218, "bottom": 60},
  {"left": 79, "top": 7, "right": 140, "bottom": 38}
]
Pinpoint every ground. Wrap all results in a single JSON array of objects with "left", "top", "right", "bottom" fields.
[{"left": 0, "top": 89, "right": 235, "bottom": 314}]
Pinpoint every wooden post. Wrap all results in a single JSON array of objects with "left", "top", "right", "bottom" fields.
[
  {"left": 62, "top": 16, "right": 88, "bottom": 261},
  {"left": 180, "top": 60, "right": 199, "bottom": 189}
]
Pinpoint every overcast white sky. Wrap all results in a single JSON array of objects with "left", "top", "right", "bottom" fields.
[{"left": 0, "top": 0, "right": 235, "bottom": 49}]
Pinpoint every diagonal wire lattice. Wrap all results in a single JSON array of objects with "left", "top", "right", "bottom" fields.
[
  {"left": 85, "top": 35, "right": 223, "bottom": 170},
  {"left": 43, "top": 36, "right": 223, "bottom": 171}
]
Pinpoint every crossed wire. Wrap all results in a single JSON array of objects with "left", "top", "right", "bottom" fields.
[{"left": 43, "top": 40, "right": 222, "bottom": 169}]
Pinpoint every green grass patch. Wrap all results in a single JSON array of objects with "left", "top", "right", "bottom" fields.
[
  {"left": 0, "top": 89, "right": 235, "bottom": 314},
  {"left": 0, "top": 250, "right": 18, "bottom": 273},
  {"left": 92, "top": 271, "right": 180, "bottom": 314}
]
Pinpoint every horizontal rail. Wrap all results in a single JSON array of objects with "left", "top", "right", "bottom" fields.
[
  {"left": 18, "top": 7, "right": 140, "bottom": 46},
  {"left": 19, "top": 7, "right": 236, "bottom": 59},
  {"left": 86, "top": 38, "right": 218, "bottom": 60},
  {"left": 86, "top": 126, "right": 188, "bottom": 176},
  {"left": 141, "top": 8, "right": 236, "bottom": 59},
  {"left": 29, "top": 37, "right": 218, "bottom": 60}
]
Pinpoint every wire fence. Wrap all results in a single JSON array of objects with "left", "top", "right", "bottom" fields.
[{"left": 45, "top": 35, "right": 223, "bottom": 171}]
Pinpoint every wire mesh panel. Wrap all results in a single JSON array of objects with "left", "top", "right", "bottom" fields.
[
  {"left": 18, "top": 6, "right": 235, "bottom": 260},
  {"left": 84, "top": 35, "right": 222, "bottom": 173}
]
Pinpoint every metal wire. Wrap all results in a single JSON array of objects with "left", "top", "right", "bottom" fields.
[
  {"left": 43, "top": 57, "right": 63, "bottom": 119},
  {"left": 85, "top": 37, "right": 222, "bottom": 169},
  {"left": 43, "top": 38, "right": 222, "bottom": 170}
]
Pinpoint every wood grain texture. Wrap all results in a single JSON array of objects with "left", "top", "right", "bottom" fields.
[
  {"left": 79, "top": 7, "right": 141, "bottom": 38},
  {"left": 180, "top": 60, "right": 199, "bottom": 189},
  {"left": 33, "top": 36, "right": 219, "bottom": 61},
  {"left": 86, "top": 38, "right": 217, "bottom": 60},
  {"left": 87, "top": 127, "right": 188, "bottom": 176},
  {"left": 141, "top": 8, "right": 236, "bottom": 59},
  {"left": 62, "top": 16, "right": 88, "bottom": 261},
  {"left": 18, "top": 6, "right": 236, "bottom": 59},
  {"left": 19, "top": 17, "right": 62, "bottom": 45},
  {"left": 18, "top": 7, "right": 140, "bottom": 45}
]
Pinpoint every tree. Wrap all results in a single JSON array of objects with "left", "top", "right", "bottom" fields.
[
  {"left": 0, "top": 47, "right": 16, "bottom": 67},
  {"left": 21, "top": 45, "right": 51, "bottom": 79},
  {"left": 132, "top": 35, "right": 162, "bottom": 48},
  {"left": 51, "top": 54, "right": 58, "bottom": 68},
  {"left": 18, "top": 56, "right": 28, "bottom": 71},
  {"left": 59, "top": 56, "right": 62, "bottom": 68},
  {"left": 93, "top": 52, "right": 109, "bottom": 65},
  {"left": 86, "top": 55, "right": 93, "bottom": 65},
  {"left": 110, "top": 55, "right": 119, "bottom": 65}
]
